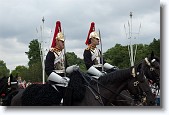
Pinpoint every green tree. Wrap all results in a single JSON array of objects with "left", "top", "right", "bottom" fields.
[
  {"left": 66, "top": 52, "right": 86, "bottom": 71},
  {"left": 25, "top": 39, "right": 43, "bottom": 82},
  {"left": 148, "top": 38, "right": 160, "bottom": 57},
  {"left": 25, "top": 39, "right": 41, "bottom": 67},
  {"left": 104, "top": 44, "right": 130, "bottom": 68},
  {"left": 103, "top": 38, "right": 160, "bottom": 69},
  {"left": 28, "top": 61, "right": 43, "bottom": 82},
  {"left": 0, "top": 60, "right": 10, "bottom": 77},
  {"left": 11, "top": 65, "right": 29, "bottom": 80}
]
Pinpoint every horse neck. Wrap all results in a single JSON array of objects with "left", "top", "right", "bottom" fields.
[
  {"left": 102, "top": 68, "right": 131, "bottom": 82},
  {"left": 98, "top": 70, "right": 131, "bottom": 104}
]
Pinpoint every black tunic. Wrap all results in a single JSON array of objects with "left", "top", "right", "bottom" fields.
[
  {"left": 83, "top": 48, "right": 105, "bottom": 70},
  {"left": 45, "top": 50, "right": 68, "bottom": 76},
  {"left": 45, "top": 51, "right": 56, "bottom": 76}
]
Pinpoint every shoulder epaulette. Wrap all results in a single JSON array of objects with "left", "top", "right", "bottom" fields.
[
  {"left": 49, "top": 48, "right": 56, "bottom": 52},
  {"left": 85, "top": 47, "right": 90, "bottom": 50}
]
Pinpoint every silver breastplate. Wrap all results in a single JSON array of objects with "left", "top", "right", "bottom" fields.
[
  {"left": 91, "top": 48, "right": 101, "bottom": 65},
  {"left": 54, "top": 50, "right": 65, "bottom": 73}
]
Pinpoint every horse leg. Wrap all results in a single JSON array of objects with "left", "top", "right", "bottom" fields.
[{"left": 11, "top": 89, "right": 25, "bottom": 106}]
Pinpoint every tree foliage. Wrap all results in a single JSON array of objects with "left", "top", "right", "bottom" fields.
[
  {"left": 25, "top": 39, "right": 41, "bottom": 67},
  {"left": 66, "top": 52, "right": 86, "bottom": 71},
  {"left": 11, "top": 65, "right": 29, "bottom": 80},
  {"left": 104, "top": 38, "right": 160, "bottom": 68},
  {"left": 0, "top": 60, "right": 10, "bottom": 78},
  {"left": 8, "top": 38, "right": 160, "bottom": 82}
]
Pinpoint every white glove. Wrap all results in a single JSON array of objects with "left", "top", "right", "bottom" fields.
[
  {"left": 48, "top": 72, "right": 70, "bottom": 87},
  {"left": 61, "top": 77, "right": 70, "bottom": 87},
  {"left": 66, "top": 64, "right": 79, "bottom": 74},
  {"left": 113, "top": 66, "right": 119, "bottom": 70},
  {"left": 88, "top": 66, "right": 106, "bottom": 77},
  {"left": 101, "top": 71, "right": 107, "bottom": 76},
  {"left": 104, "top": 63, "right": 119, "bottom": 70}
]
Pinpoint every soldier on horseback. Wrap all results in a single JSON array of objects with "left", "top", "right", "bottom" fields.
[
  {"left": 83, "top": 22, "right": 118, "bottom": 78},
  {"left": 45, "top": 21, "right": 78, "bottom": 105}
]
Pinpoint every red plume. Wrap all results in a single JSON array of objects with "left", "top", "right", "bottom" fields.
[
  {"left": 85, "top": 22, "right": 95, "bottom": 45},
  {"left": 51, "top": 21, "right": 62, "bottom": 48}
]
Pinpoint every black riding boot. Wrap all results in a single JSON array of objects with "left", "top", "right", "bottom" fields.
[{"left": 63, "top": 87, "right": 73, "bottom": 106}]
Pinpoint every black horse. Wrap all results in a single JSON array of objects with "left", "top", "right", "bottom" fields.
[
  {"left": 72, "top": 66, "right": 155, "bottom": 106},
  {"left": 140, "top": 51, "right": 160, "bottom": 106},
  {"left": 9, "top": 61, "right": 155, "bottom": 106},
  {"left": 138, "top": 51, "right": 160, "bottom": 85},
  {"left": 114, "top": 51, "right": 160, "bottom": 106}
]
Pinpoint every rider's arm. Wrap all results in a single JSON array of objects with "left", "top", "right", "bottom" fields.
[
  {"left": 45, "top": 51, "right": 55, "bottom": 76},
  {"left": 83, "top": 49, "right": 94, "bottom": 70}
]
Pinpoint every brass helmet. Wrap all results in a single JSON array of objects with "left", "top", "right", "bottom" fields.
[
  {"left": 89, "top": 31, "right": 100, "bottom": 39},
  {"left": 56, "top": 32, "right": 64, "bottom": 42}
]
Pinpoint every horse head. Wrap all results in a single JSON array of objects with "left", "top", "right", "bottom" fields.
[
  {"left": 142, "top": 51, "right": 160, "bottom": 85},
  {"left": 130, "top": 56, "right": 160, "bottom": 105},
  {"left": 127, "top": 65, "right": 156, "bottom": 106},
  {"left": 96, "top": 65, "right": 155, "bottom": 106}
]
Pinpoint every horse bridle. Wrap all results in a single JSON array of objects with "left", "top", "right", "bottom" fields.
[
  {"left": 129, "top": 70, "right": 149, "bottom": 106},
  {"left": 144, "top": 57, "right": 160, "bottom": 101},
  {"left": 130, "top": 59, "right": 160, "bottom": 106},
  {"left": 81, "top": 68, "right": 146, "bottom": 106},
  {"left": 144, "top": 58, "right": 160, "bottom": 81}
]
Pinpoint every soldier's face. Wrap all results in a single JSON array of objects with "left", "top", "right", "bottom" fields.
[
  {"left": 91, "top": 37, "right": 100, "bottom": 45},
  {"left": 56, "top": 40, "right": 64, "bottom": 50}
]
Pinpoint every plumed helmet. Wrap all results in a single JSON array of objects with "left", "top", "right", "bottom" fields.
[
  {"left": 51, "top": 21, "right": 64, "bottom": 48},
  {"left": 85, "top": 22, "right": 100, "bottom": 45}
]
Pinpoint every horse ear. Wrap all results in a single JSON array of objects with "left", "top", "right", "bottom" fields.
[{"left": 151, "top": 51, "right": 154, "bottom": 60}]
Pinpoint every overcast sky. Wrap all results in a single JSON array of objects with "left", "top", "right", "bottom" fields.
[{"left": 0, "top": 0, "right": 160, "bottom": 71}]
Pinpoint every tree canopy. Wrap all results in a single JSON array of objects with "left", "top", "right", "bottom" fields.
[
  {"left": 0, "top": 60, "right": 10, "bottom": 78},
  {"left": 2, "top": 38, "right": 160, "bottom": 81}
]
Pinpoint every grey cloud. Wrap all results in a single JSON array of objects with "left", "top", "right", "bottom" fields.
[{"left": 0, "top": 0, "right": 160, "bottom": 70}]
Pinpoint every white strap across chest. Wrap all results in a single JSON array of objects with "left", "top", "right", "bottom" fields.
[
  {"left": 91, "top": 48, "right": 101, "bottom": 64},
  {"left": 54, "top": 50, "right": 64, "bottom": 65}
]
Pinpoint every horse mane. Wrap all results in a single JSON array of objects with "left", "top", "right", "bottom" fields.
[{"left": 99, "top": 68, "right": 131, "bottom": 85}]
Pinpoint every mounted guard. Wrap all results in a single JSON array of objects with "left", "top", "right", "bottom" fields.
[
  {"left": 45, "top": 21, "right": 78, "bottom": 105},
  {"left": 83, "top": 22, "right": 118, "bottom": 78}
]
